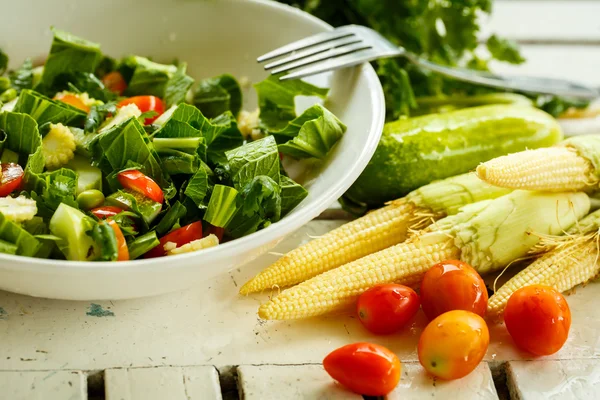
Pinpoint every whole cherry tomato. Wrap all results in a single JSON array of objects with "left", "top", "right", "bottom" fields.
[
  {"left": 420, "top": 259, "right": 488, "bottom": 320},
  {"left": 117, "top": 170, "right": 164, "bottom": 204},
  {"left": 323, "top": 342, "right": 401, "bottom": 396},
  {"left": 145, "top": 221, "right": 203, "bottom": 258},
  {"left": 107, "top": 220, "right": 129, "bottom": 261},
  {"left": 0, "top": 163, "right": 24, "bottom": 197},
  {"left": 102, "top": 71, "right": 127, "bottom": 95},
  {"left": 504, "top": 285, "right": 571, "bottom": 356},
  {"left": 117, "top": 95, "right": 164, "bottom": 124},
  {"left": 418, "top": 310, "right": 489, "bottom": 380},
  {"left": 54, "top": 93, "right": 90, "bottom": 112},
  {"left": 356, "top": 284, "right": 420, "bottom": 334}
]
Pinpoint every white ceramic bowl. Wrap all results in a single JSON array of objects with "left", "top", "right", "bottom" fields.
[{"left": 0, "top": 0, "right": 384, "bottom": 300}]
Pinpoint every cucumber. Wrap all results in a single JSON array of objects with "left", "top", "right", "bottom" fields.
[
  {"left": 66, "top": 154, "right": 103, "bottom": 194},
  {"left": 346, "top": 105, "right": 563, "bottom": 206},
  {"left": 49, "top": 203, "right": 99, "bottom": 261}
]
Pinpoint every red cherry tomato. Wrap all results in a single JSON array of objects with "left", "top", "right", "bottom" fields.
[
  {"left": 102, "top": 71, "right": 127, "bottom": 95},
  {"left": 145, "top": 221, "right": 203, "bottom": 258},
  {"left": 323, "top": 342, "right": 401, "bottom": 396},
  {"left": 117, "top": 95, "right": 164, "bottom": 124},
  {"left": 107, "top": 220, "right": 129, "bottom": 261},
  {"left": 356, "top": 284, "right": 420, "bottom": 334},
  {"left": 504, "top": 285, "right": 571, "bottom": 356},
  {"left": 206, "top": 224, "right": 225, "bottom": 242},
  {"left": 418, "top": 310, "right": 489, "bottom": 380},
  {"left": 0, "top": 163, "right": 24, "bottom": 197},
  {"left": 54, "top": 93, "right": 90, "bottom": 112},
  {"left": 420, "top": 260, "right": 488, "bottom": 320},
  {"left": 117, "top": 170, "right": 164, "bottom": 204},
  {"left": 90, "top": 206, "right": 124, "bottom": 219}
]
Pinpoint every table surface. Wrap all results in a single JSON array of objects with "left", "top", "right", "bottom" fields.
[{"left": 3, "top": 1, "right": 600, "bottom": 399}]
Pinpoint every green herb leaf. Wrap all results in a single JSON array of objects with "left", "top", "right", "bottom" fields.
[
  {"left": 193, "top": 74, "right": 242, "bottom": 118},
  {"left": 225, "top": 135, "right": 280, "bottom": 189},
  {"left": 29, "top": 168, "right": 80, "bottom": 219},
  {"left": 164, "top": 62, "right": 194, "bottom": 107},
  {"left": 487, "top": 35, "right": 526, "bottom": 65},
  {"left": 85, "top": 101, "right": 117, "bottom": 133},
  {"left": 9, "top": 58, "right": 34, "bottom": 93}
]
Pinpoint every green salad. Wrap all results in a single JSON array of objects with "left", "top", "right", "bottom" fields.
[{"left": 0, "top": 28, "right": 346, "bottom": 261}]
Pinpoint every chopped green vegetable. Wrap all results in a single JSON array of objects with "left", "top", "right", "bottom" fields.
[
  {"left": 76, "top": 189, "right": 105, "bottom": 210},
  {"left": 9, "top": 58, "right": 34, "bottom": 93},
  {"left": 120, "top": 56, "right": 176, "bottom": 97},
  {"left": 0, "top": 212, "right": 41, "bottom": 257},
  {"left": 184, "top": 166, "right": 210, "bottom": 208},
  {"left": 155, "top": 201, "right": 187, "bottom": 235},
  {"left": 49, "top": 203, "right": 98, "bottom": 261},
  {"left": 89, "top": 221, "right": 119, "bottom": 261},
  {"left": 192, "top": 74, "right": 242, "bottom": 118},
  {"left": 204, "top": 185, "right": 239, "bottom": 228},
  {"left": 226, "top": 135, "right": 280, "bottom": 189},
  {"left": 280, "top": 175, "right": 308, "bottom": 215},
  {"left": 164, "top": 63, "right": 194, "bottom": 107},
  {"left": 14, "top": 89, "right": 87, "bottom": 127},
  {"left": 128, "top": 231, "right": 160, "bottom": 259}
]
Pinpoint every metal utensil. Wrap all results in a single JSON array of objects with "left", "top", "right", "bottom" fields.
[{"left": 258, "top": 25, "right": 599, "bottom": 99}]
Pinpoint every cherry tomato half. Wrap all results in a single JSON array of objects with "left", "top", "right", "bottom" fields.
[
  {"left": 323, "top": 342, "right": 401, "bottom": 396},
  {"left": 102, "top": 71, "right": 127, "bottom": 95},
  {"left": 54, "top": 93, "right": 90, "bottom": 113},
  {"left": 107, "top": 220, "right": 129, "bottom": 261},
  {"left": 420, "top": 260, "right": 488, "bottom": 320},
  {"left": 118, "top": 95, "right": 164, "bottom": 124},
  {"left": 357, "top": 284, "right": 420, "bottom": 335},
  {"left": 418, "top": 310, "right": 489, "bottom": 380},
  {"left": 117, "top": 170, "right": 164, "bottom": 204},
  {"left": 145, "top": 221, "right": 203, "bottom": 258},
  {"left": 90, "top": 206, "right": 124, "bottom": 219},
  {"left": 0, "top": 163, "right": 24, "bottom": 197},
  {"left": 504, "top": 285, "right": 571, "bottom": 356}
]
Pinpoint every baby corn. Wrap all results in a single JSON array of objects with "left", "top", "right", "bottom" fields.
[
  {"left": 476, "top": 135, "right": 600, "bottom": 192},
  {"left": 488, "top": 209, "right": 600, "bottom": 320},
  {"left": 259, "top": 191, "right": 589, "bottom": 320},
  {"left": 240, "top": 173, "right": 510, "bottom": 294}
]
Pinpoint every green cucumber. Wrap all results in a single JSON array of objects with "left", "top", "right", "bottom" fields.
[
  {"left": 66, "top": 154, "right": 103, "bottom": 194},
  {"left": 346, "top": 105, "right": 563, "bottom": 207}
]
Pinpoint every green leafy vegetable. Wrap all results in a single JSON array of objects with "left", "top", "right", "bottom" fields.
[
  {"left": 14, "top": 89, "right": 87, "bottom": 127},
  {"left": 164, "top": 62, "right": 194, "bottom": 107},
  {"left": 0, "top": 49, "right": 7, "bottom": 75},
  {"left": 0, "top": 212, "right": 41, "bottom": 257},
  {"left": 9, "top": 58, "right": 34, "bottom": 93},
  {"left": 254, "top": 74, "right": 329, "bottom": 130},
  {"left": 155, "top": 201, "right": 187, "bottom": 235},
  {"left": 85, "top": 101, "right": 117, "bottom": 133},
  {"left": 105, "top": 189, "right": 162, "bottom": 226},
  {"left": 206, "top": 112, "right": 244, "bottom": 163},
  {"left": 193, "top": 74, "right": 242, "bottom": 118},
  {"left": 280, "top": 175, "right": 308, "bottom": 216},
  {"left": 225, "top": 135, "right": 280, "bottom": 189},
  {"left": 204, "top": 184, "right": 239, "bottom": 227},
  {"left": 41, "top": 28, "right": 102, "bottom": 87},
  {"left": 273, "top": 104, "right": 347, "bottom": 159},
  {"left": 29, "top": 168, "right": 79, "bottom": 219},
  {"left": 40, "top": 71, "right": 116, "bottom": 102},
  {"left": 226, "top": 176, "right": 282, "bottom": 239},
  {"left": 128, "top": 231, "right": 160, "bottom": 259},
  {"left": 487, "top": 35, "right": 526, "bottom": 65},
  {"left": 120, "top": 56, "right": 176, "bottom": 97},
  {"left": 89, "top": 221, "right": 118, "bottom": 261},
  {"left": 0, "top": 112, "right": 44, "bottom": 185},
  {"left": 184, "top": 165, "right": 210, "bottom": 208}
]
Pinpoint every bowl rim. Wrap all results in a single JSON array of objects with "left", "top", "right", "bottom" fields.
[{"left": 0, "top": 0, "right": 385, "bottom": 272}]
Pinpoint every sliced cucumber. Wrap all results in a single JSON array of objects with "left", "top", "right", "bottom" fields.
[
  {"left": 66, "top": 154, "right": 102, "bottom": 194},
  {"left": 49, "top": 203, "right": 99, "bottom": 261}
]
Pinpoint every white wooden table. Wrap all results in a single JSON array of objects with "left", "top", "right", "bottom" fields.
[{"left": 2, "top": 1, "right": 600, "bottom": 399}]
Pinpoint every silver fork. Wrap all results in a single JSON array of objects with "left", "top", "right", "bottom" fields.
[{"left": 258, "top": 25, "right": 599, "bottom": 100}]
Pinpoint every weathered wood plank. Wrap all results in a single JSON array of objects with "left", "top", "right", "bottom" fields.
[
  {"left": 237, "top": 364, "right": 362, "bottom": 400},
  {"left": 0, "top": 370, "right": 86, "bottom": 400},
  {"left": 507, "top": 360, "right": 600, "bottom": 400},
  {"left": 388, "top": 363, "right": 499, "bottom": 400},
  {"left": 104, "top": 366, "right": 221, "bottom": 400}
]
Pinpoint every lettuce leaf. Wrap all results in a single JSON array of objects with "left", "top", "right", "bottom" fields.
[
  {"left": 0, "top": 212, "right": 41, "bottom": 257},
  {"left": 14, "top": 89, "right": 87, "bottom": 127},
  {"left": 88, "top": 117, "right": 174, "bottom": 198},
  {"left": 280, "top": 175, "right": 308, "bottom": 216},
  {"left": 225, "top": 135, "right": 280, "bottom": 189},
  {"left": 254, "top": 74, "right": 328, "bottom": 130},
  {"left": 41, "top": 28, "right": 102, "bottom": 88},
  {"left": 275, "top": 104, "right": 346, "bottom": 159},
  {"left": 192, "top": 74, "right": 242, "bottom": 118},
  {"left": 164, "top": 63, "right": 194, "bottom": 108},
  {"left": 120, "top": 56, "right": 177, "bottom": 98}
]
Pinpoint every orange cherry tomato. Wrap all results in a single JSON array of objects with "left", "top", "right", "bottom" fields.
[
  {"left": 504, "top": 285, "right": 571, "bottom": 356},
  {"left": 356, "top": 284, "right": 420, "bottom": 335},
  {"left": 420, "top": 260, "right": 488, "bottom": 320},
  {"left": 418, "top": 310, "right": 489, "bottom": 380},
  {"left": 91, "top": 206, "right": 124, "bottom": 219},
  {"left": 117, "top": 95, "right": 164, "bottom": 124},
  {"left": 145, "top": 221, "right": 203, "bottom": 258},
  {"left": 117, "top": 170, "right": 164, "bottom": 204},
  {"left": 102, "top": 71, "right": 127, "bottom": 95},
  {"left": 54, "top": 93, "right": 90, "bottom": 112},
  {"left": 107, "top": 220, "right": 129, "bottom": 261},
  {"left": 0, "top": 163, "right": 24, "bottom": 197},
  {"left": 323, "top": 342, "right": 401, "bottom": 396}
]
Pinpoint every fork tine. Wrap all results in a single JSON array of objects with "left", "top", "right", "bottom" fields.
[
  {"left": 257, "top": 28, "right": 354, "bottom": 63},
  {"left": 263, "top": 37, "right": 362, "bottom": 70},
  {"left": 270, "top": 42, "right": 371, "bottom": 75},
  {"left": 280, "top": 49, "right": 378, "bottom": 81}
]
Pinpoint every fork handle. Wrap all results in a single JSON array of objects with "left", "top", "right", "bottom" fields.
[{"left": 406, "top": 53, "right": 599, "bottom": 100}]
